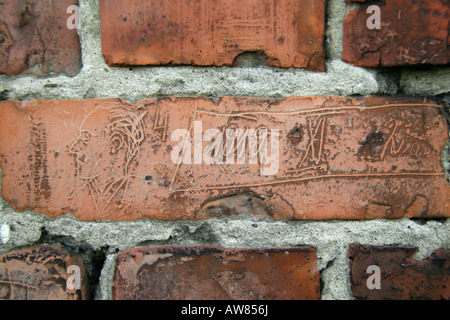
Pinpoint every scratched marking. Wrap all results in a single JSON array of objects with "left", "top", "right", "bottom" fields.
[
  {"left": 169, "top": 104, "right": 199, "bottom": 193},
  {"left": 0, "top": 269, "right": 38, "bottom": 300},
  {"left": 169, "top": 103, "right": 443, "bottom": 193},
  {"left": 298, "top": 116, "right": 326, "bottom": 168},
  {"left": 0, "top": 97, "right": 447, "bottom": 220},
  {"left": 29, "top": 122, "right": 51, "bottom": 203},
  {"left": 68, "top": 105, "right": 147, "bottom": 214},
  {"left": 172, "top": 172, "right": 444, "bottom": 193},
  {"left": 153, "top": 108, "right": 169, "bottom": 141},
  {"left": 379, "top": 119, "right": 434, "bottom": 160}
]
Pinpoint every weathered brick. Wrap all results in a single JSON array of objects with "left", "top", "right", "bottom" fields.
[
  {"left": 100, "top": 0, "right": 325, "bottom": 71},
  {"left": 0, "top": 0, "right": 81, "bottom": 76},
  {"left": 348, "top": 245, "right": 450, "bottom": 300},
  {"left": 343, "top": 0, "right": 450, "bottom": 67},
  {"left": 0, "top": 97, "right": 448, "bottom": 221},
  {"left": 0, "top": 246, "right": 88, "bottom": 300},
  {"left": 112, "top": 247, "right": 320, "bottom": 300}
]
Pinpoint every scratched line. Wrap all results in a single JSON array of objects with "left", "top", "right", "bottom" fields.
[
  {"left": 285, "top": 164, "right": 328, "bottom": 175},
  {"left": 169, "top": 103, "right": 199, "bottom": 192},
  {"left": 0, "top": 280, "right": 38, "bottom": 290},
  {"left": 171, "top": 172, "right": 444, "bottom": 193},
  {"left": 195, "top": 103, "right": 441, "bottom": 118}
]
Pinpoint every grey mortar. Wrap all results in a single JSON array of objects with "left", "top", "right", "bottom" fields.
[{"left": 0, "top": 0, "right": 449, "bottom": 300}]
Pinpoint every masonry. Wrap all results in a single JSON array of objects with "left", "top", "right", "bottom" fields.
[{"left": 0, "top": 0, "right": 449, "bottom": 300}]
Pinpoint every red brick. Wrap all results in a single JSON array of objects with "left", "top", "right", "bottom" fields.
[
  {"left": 100, "top": 0, "right": 325, "bottom": 71},
  {"left": 0, "top": 246, "right": 88, "bottom": 300},
  {"left": 0, "top": 0, "right": 81, "bottom": 76},
  {"left": 348, "top": 245, "right": 450, "bottom": 300},
  {"left": 0, "top": 97, "right": 448, "bottom": 221},
  {"left": 343, "top": 0, "right": 450, "bottom": 67},
  {"left": 112, "top": 247, "right": 320, "bottom": 300}
]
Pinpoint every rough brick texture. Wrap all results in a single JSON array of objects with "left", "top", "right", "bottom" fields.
[
  {"left": 112, "top": 247, "right": 320, "bottom": 300},
  {"left": 100, "top": 0, "right": 325, "bottom": 71},
  {"left": 343, "top": 0, "right": 450, "bottom": 67},
  {"left": 0, "top": 97, "right": 448, "bottom": 221},
  {"left": 348, "top": 245, "right": 450, "bottom": 300},
  {"left": 0, "top": 246, "right": 88, "bottom": 300},
  {"left": 0, "top": 0, "right": 82, "bottom": 76}
]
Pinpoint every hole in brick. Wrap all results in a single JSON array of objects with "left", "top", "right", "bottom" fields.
[
  {"left": 410, "top": 218, "right": 446, "bottom": 225},
  {"left": 0, "top": 90, "right": 9, "bottom": 101},
  {"left": 288, "top": 124, "right": 304, "bottom": 144},
  {"left": 232, "top": 51, "right": 269, "bottom": 67}
]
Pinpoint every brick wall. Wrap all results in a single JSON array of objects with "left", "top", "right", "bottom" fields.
[{"left": 0, "top": 0, "right": 449, "bottom": 301}]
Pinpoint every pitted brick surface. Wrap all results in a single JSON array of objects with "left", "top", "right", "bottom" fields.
[{"left": 100, "top": 0, "right": 325, "bottom": 70}]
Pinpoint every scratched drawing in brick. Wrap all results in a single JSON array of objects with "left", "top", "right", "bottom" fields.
[
  {"left": 170, "top": 104, "right": 444, "bottom": 194},
  {"left": 0, "top": 97, "right": 448, "bottom": 221},
  {"left": 67, "top": 106, "right": 147, "bottom": 215}
]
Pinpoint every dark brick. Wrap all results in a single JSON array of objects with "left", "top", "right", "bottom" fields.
[
  {"left": 343, "top": 0, "right": 450, "bottom": 67},
  {"left": 348, "top": 245, "right": 450, "bottom": 300},
  {"left": 112, "top": 247, "right": 320, "bottom": 300},
  {"left": 0, "top": 0, "right": 81, "bottom": 76},
  {"left": 0, "top": 246, "right": 88, "bottom": 300}
]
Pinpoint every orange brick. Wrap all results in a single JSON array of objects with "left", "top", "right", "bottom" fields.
[
  {"left": 0, "top": 246, "right": 88, "bottom": 300},
  {"left": 0, "top": 97, "right": 448, "bottom": 221},
  {"left": 348, "top": 245, "right": 450, "bottom": 300},
  {"left": 343, "top": 0, "right": 450, "bottom": 67},
  {"left": 100, "top": 0, "right": 325, "bottom": 71},
  {"left": 0, "top": 0, "right": 81, "bottom": 76},
  {"left": 112, "top": 247, "right": 320, "bottom": 300}
]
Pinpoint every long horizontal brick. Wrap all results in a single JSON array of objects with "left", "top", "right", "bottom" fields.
[
  {"left": 112, "top": 247, "right": 319, "bottom": 300},
  {"left": 0, "top": 246, "right": 88, "bottom": 300},
  {"left": 0, "top": 97, "right": 449, "bottom": 221},
  {"left": 343, "top": 0, "right": 450, "bottom": 67},
  {"left": 100, "top": 0, "right": 325, "bottom": 71},
  {"left": 348, "top": 245, "right": 450, "bottom": 300},
  {"left": 0, "top": 0, "right": 81, "bottom": 76}
]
